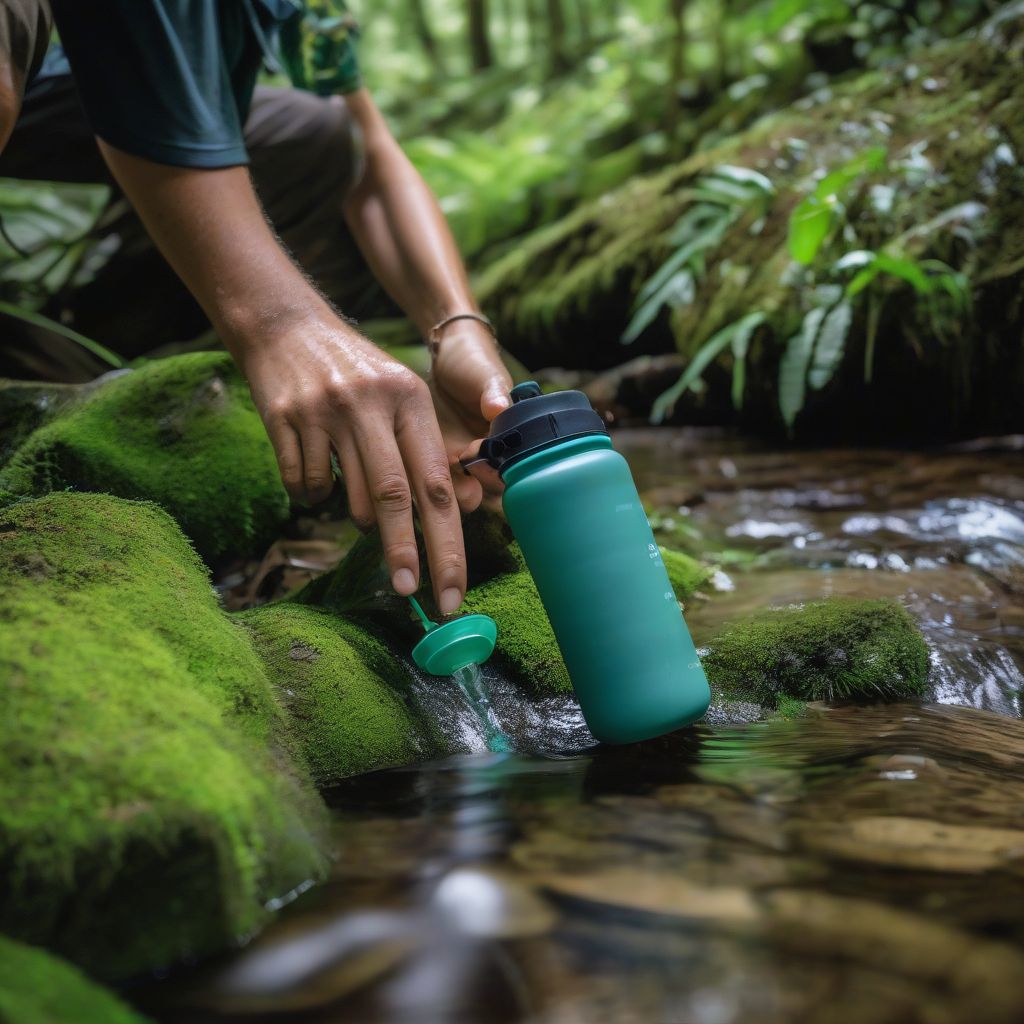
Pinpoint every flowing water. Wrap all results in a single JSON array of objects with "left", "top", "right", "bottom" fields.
[{"left": 139, "top": 429, "right": 1024, "bottom": 1024}]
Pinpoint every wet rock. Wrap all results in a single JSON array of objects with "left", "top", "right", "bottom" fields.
[{"left": 701, "top": 597, "right": 929, "bottom": 706}]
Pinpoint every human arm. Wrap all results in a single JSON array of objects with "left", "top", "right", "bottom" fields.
[
  {"left": 97, "top": 142, "right": 469, "bottom": 613},
  {"left": 340, "top": 89, "right": 512, "bottom": 494}
]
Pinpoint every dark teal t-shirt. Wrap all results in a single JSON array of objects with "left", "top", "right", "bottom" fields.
[{"left": 48, "top": 0, "right": 360, "bottom": 170}]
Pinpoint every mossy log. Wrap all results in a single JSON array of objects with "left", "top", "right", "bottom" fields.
[
  {"left": 0, "top": 353, "right": 288, "bottom": 562},
  {"left": 478, "top": 8, "right": 1024, "bottom": 438},
  {"left": 0, "top": 936, "right": 148, "bottom": 1024}
]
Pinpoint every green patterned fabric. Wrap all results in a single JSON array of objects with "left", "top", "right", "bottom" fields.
[{"left": 279, "top": 1, "right": 363, "bottom": 96}]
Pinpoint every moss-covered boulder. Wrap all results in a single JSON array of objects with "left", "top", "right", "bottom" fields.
[
  {"left": 701, "top": 598, "right": 930, "bottom": 709},
  {"left": 0, "top": 492, "right": 328, "bottom": 980},
  {"left": 479, "top": 7, "right": 1024, "bottom": 439},
  {"left": 0, "top": 353, "right": 287, "bottom": 562},
  {"left": 240, "top": 602, "right": 449, "bottom": 785},
  {"left": 0, "top": 937, "right": 148, "bottom": 1024}
]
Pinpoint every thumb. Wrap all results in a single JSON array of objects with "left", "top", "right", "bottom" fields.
[{"left": 480, "top": 375, "right": 512, "bottom": 422}]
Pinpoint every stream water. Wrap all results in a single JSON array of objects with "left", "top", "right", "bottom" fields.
[{"left": 139, "top": 429, "right": 1024, "bottom": 1024}]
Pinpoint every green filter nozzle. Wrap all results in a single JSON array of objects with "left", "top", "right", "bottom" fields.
[{"left": 408, "top": 596, "right": 497, "bottom": 676}]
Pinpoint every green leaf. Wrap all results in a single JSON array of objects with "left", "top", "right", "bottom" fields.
[
  {"left": 651, "top": 313, "right": 765, "bottom": 423},
  {"left": 788, "top": 197, "right": 833, "bottom": 264},
  {"left": 728, "top": 311, "right": 768, "bottom": 410},
  {"left": 778, "top": 306, "right": 827, "bottom": 432},
  {"left": 871, "top": 252, "right": 933, "bottom": 294},
  {"left": 707, "top": 165, "right": 775, "bottom": 195},
  {"left": 622, "top": 270, "right": 695, "bottom": 345},
  {"left": 0, "top": 301, "right": 124, "bottom": 369},
  {"left": 813, "top": 146, "right": 887, "bottom": 201},
  {"left": 808, "top": 300, "right": 852, "bottom": 391}
]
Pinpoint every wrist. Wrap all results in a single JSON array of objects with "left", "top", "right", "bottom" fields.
[
  {"left": 428, "top": 312, "right": 497, "bottom": 358},
  {"left": 218, "top": 294, "right": 345, "bottom": 362}
]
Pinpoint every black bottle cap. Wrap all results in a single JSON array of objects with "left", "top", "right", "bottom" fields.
[{"left": 461, "top": 381, "right": 608, "bottom": 475}]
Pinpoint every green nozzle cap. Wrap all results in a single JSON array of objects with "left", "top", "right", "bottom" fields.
[{"left": 412, "top": 614, "right": 498, "bottom": 676}]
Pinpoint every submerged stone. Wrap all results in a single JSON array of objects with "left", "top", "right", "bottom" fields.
[
  {"left": 700, "top": 598, "right": 930, "bottom": 707},
  {"left": 0, "top": 492, "right": 328, "bottom": 980},
  {"left": 0, "top": 352, "right": 288, "bottom": 561},
  {"left": 0, "top": 936, "right": 148, "bottom": 1024}
]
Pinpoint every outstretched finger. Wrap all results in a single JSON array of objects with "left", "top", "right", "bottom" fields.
[
  {"left": 351, "top": 420, "right": 420, "bottom": 598},
  {"left": 397, "top": 406, "right": 466, "bottom": 616}
]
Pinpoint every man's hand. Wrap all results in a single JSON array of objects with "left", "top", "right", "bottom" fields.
[
  {"left": 242, "top": 313, "right": 468, "bottom": 613},
  {"left": 428, "top": 321, "right": 512, "bottom": 507}
]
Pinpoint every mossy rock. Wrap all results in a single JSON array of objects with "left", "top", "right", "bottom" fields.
[
  {"left": 0, "top": 353, "right": 287, "bottom": 562},
  {"left": 240, "top": 602, "right": 450, "bottom": 785},
  {"left": 0, "top": 936, "right": 149, "bottom": 1024},
  {"left": 479, "top": 9, "right": 1024, "bottom": 439},
  {"left": 701, "top": 598, "right": 930, "bottom": 708},
  {"left": 0, "top": 492, "right": 328, "bottom": 980},
  {"left": 462, "top": 545, "right": 711, "bottom": 698}
]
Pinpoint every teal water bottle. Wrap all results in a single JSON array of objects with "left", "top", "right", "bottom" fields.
[{"left": 465, "top": 382, "right": 710, "bottom": 744}]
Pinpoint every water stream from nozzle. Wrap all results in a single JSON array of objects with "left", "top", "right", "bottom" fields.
[{"left": 408, "top": 597, "right": 510, "bottom": 753}]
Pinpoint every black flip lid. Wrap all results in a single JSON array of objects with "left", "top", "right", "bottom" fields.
[{"left": 461, "top": 381, "right": 608, "bottom": 475}]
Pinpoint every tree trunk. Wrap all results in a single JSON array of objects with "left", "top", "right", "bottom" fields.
[
  {"left": 467, "top": 0, "right": 495, "bottom": 70},
  {"left": 573, "top": 0, "right": 591, "bottom": 48},
  {"left": 409, "top": 0, "right": 447, "bottom": 77},
  {"left": 545, "top": 0, "right": 570, "bottom": 76}
]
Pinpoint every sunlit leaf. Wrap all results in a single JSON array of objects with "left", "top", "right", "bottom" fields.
[{"left": 788, "top": 197, "right": 833, "bottom": 264}]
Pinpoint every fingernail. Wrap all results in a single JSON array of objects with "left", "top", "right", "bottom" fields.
[
  {"left": 392, "top": 568, "right": 416, "bottom": 595},
  {"left": 439, "top": 588, "right": 463, "bottom": 614}
]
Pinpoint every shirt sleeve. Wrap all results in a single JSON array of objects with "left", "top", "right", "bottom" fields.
[{"left": 49, "top": 0, "right": 259, "bottom": 168}]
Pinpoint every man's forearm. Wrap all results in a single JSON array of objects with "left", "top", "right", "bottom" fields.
[
  {"left": 96, "top": 141, "right": 337, "bottom": 357},
  {"left": 341, "top": 90, "right": 480, "bottom": 337}
]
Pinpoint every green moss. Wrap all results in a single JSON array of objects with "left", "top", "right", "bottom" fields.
[
  {"left": 771, "top": 694, "right": 809, "bottom": 720},
  {"left": 0, "top": 936, "right": 148, "bottom": 1024},
  {"left": 240, "top": 602, "right": 448, "bottom": 784},
  {"left": 701, "top": 598, "right": 929, "bottom": 708},
  {"left": 661, "top": 546, "right": 713, "bottom": 600},
  {"left": 462, "top": 567, "right": 570, "bottom": 697},
  {"left": 0, "top": 353, "right": 287, "bottom": 562},
  {"left": 0, "top": 492, "right": 327, "bottom": 980}
]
